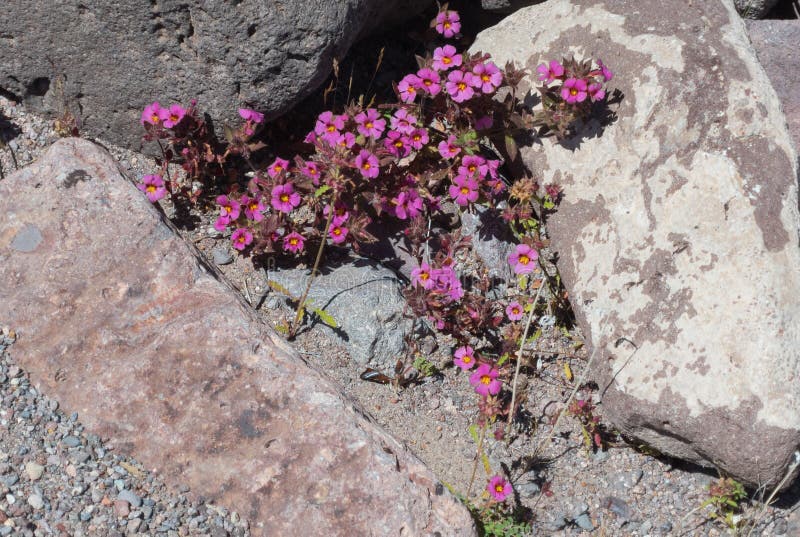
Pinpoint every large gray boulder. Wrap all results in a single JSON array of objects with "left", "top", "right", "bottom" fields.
[
  {"left": 473, "top": 0, "right": 800, "bottom": 488},
  {"left": 0, "top": 138, "right": 476, "bottom": 536},
  {"left": 0, "top": 0, "right": 430, "bottom": 148}
]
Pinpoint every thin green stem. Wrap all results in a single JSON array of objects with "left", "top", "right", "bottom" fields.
[{"left": 466, "top": 424, "right": 487, "bottom": 500}]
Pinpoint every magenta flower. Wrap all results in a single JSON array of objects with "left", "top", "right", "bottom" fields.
[
  {"left": 435, "top": 10, "right": 461, "bottom": 38},
  {"left": 141, "top": 101, "right": 168, "bottom": 126},
  {"left": 231, "top": 228, "right": 253, "bottom": 251},
  {"left": 354, "top": 108, "right": 386, "bottom": 139},
  {"left": 138, "top": 174, "right": 167, "bottom": 202},
  {"left": 329, "top": 224, "right": 348, "bottom": 244},
  {"left": 449, "top": 175, "right": 479, "bottom": 206},
  {"left": 561, "top": 78, "right": 588, "bottom": 104},
  {"left": 474, "top": 115, "right": 494, "bottom": 131},
  {"left": 385, "top": 130, "right": 411, "bottom": 157},
  {"left": 355, "top": 149, "right": 380, "bottom": 179},
  {"left": 411, "top": 262, "right": 435, "bottom": 290},
  {"left": 241, "top": 195, "right": 266, "bottom": 222},
  {"left": 398, "top": 74, "right": 422, "bottom": 103},
  {"left": 162, "top": 104, "right": 186, "bottom": 128},
  {"left": 335, "top": 131, "right": 357, "bottom": 149},
  {"left": 216, "top": 195, "right": 241, "bottom": 220},
  {"left": 506, "top": 301, "right": 524, "bottom": 321},
  {"left": 432, "top": 45, "right": 462, "bottom": 71},
  {"left": 324, "top": 204, "right": 350, "bottom": 227},
  {"left": 472, "top": 62, "right": 503, "bottom": 94},
  {"left": 432, "top": 266, "right": 464, "bottom": 302},
  {"left": 416, "top": 68, "right": 441, "bottom": 96},
  {"left": 283, "top": 231, "right": 305, "bottom": 253},
  {"left": 393, "top": 189, "right": 424, "bottom": 220},
  {"left": 588, "top": 82, "right": 606, "bottom": 102},
  {"left": 271, "top": 184, "right": 301, "bottom": 213},
  {"left": 267, "top": 157, "right": 289, "bottom": 178},
  {"left": 487, "top": 475, "right": 512, "bottom": 502},
  {"left": 508, "top": 244, "right": 538, "bottom": 275},
  {"left": 438, "top": 135, "right": 461, "bottom": 159},
  {"left": 239, "top": 108, "right": 264, "bottom": 123},
  {"left": 469, "top": 364, "right": 502, "bottom": 396},
  {"left": 598, "top": 59, "right": 614, "bottom": 82},
  {"left": 301, "top": 160, "right": 321, "bottom": 184},
  {"left": 446, "top": 70, "right": 477, "bottom": 103},
  {"left": 408, "top": 128, "right": 429, "bottom": 150},
  {"left": 213, "top": 215, "right": 230, "bottom": 232},
  {"left": 390, "top": 109, "right": 417, "bottom": 135},
  {"left": 536, "top": 60, "right": 565, "bottom": 84},
  {"left": 454, "top": 346, "right": 477, "bottom": 371},
  {"left": 459, "top": 155, "right": 488, "bottom": 179},
  {"left": 315, "top": 111, "right": 346, "bottom": 138}
]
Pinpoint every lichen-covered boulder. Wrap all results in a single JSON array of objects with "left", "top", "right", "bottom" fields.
[
  {"left": 0, "top": 0, "right": 430, "bottom": 148},
  {"left": 0, "top": 138, "right": 476, "bottom": 535},
  {"left": 472, "top": 0, "right": 800, "bottom": 487}
]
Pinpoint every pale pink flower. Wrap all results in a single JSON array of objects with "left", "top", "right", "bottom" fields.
[
  {"left": 392, "top": 189, "right": 423, "bottom": 220},
  {"left": 314, "top": 111, "right": 346, "bottom": 138},
  {"left": 536, "top": 60, "right": 565, "bottom": 84},
  {"left": 411, "top": 262, "right": 435, "bottom": 290},
  {"left": 283, "top": 231, "right": 305, "bottom": 253},
  {"left": 561, "top": 78, "right": 588, "bottom": 104},
  {"left": 329, "top": 224, "right": 348, "bottom": 244},
  {"left": 240, "top": 195, "right": 265, "bottom": 222},
  {"left": 231, "top": 228, "right": 253, "bottom": 251},
  {"left": 163, "top": 104, "right": 186, "bottom": 128},
  {"left": 271, "top": 184, "right": 301, "bottom": 213},
  {"left": 138, "top": 174, "right": 167, "bottom": 202},
  {"left": 435, "top": 10, "right": 461, "bottom": 38},
  {"left": 408, "top": 128, "right": 429, "bottom": 150},
  {"left": 432, "top": 45, "right": 462, "bottom": 71},
  {"left": 487, "top": 475, "right": 512, "bottom": 502},
  {"left": 505, "top": 301, "right": 524, "bottom": 321},
  {"left": 472, "top": 61, "right": 503, "bottom": 93},
  {"left": 453, "top": 346, "right": 477, "bottom": 370},
  {"left": 437, "top": 135, "right": 460, "bottom": 159},
  {"left": 398, "top": 74, "right": 422, "bottom": 103},
  {"left": 459, "top": 155, "right": 488, "bottom": 179},
  {"left": 355, "top": 149, "right": 380, "bottom": 179},
  {"left": 239, "top": 108, "right": 264, "bottom": 123},
  {"left": 301, "top": 160, "right": 321, "bottom": 184},
  {"left": 213, "top": 215, "right": 230, "bottom": 232},
  {"left": 390, "top": 109, "right": 417, "bottom": 135},
  {"left": 508, "top": 244, "right": 538, "bottom": 275},
  {"left": 335, "top": 131, "right": 356, "bottom": 149},
  {"left": 141, "top": 101, "right": 168, "bottom": 126},
  {"left": 449, "top": 175, "right": 479, "bottom": 206},
  {"left": 354, "top": 108, "right": 386, "bottom": 139},
  {"left": 446, "top": 70, "right": 477, "bottom": 103},
  {"left": 469, "top": 364, "right": 501, "bottom": 396},
  {"left": 216, "top": 195, "right": 241, "bottom": 220},
  {"left": 416, "top": 68, "right": 441, "bottom": 96},
  {"left": 267, "top": 157, "right": 289, "bottom": 178},
  {"left": 588, "top": 82, "right": 606, "bottom": 102}
]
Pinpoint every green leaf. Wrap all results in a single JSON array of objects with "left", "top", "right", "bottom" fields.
[
  {"left": 267, "top": 280, "right": 295, "bottom": 299},
  {"left": 525, "top": 328, "right": 542, "bottom": 345},
  {"left": 310, "top": 306, "right": 338, "bottom": 328},
  {"left": 314, "top": 185, "right": 331, "bottom": 198},
  {"left": 497, "top": 353, "right": 510, "bottom": 367},
  {"left": 543, "top": 199, "right": 555, "bottom": 210},
  {"left": 273, "top": 323, "right": 289, "bottom": 335},
  {"left": 468, "top": 424, "right": 481, "bottom": 445}
]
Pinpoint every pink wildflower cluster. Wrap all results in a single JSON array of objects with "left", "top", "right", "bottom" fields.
[
  {"left": 448, "top": 153, "right": 503, "bottom": 207},
  {"left": 141, "top": 101, "right": 187, "bottom": 129},
  {"left": 535, "top": 58, "right": 613, "bottom": 105},
  {"left": 411, "top": 262, "right": 464, "bottom": 306}
]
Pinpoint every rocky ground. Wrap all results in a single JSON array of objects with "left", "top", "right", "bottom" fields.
[{"left": 2, "top": 5, "right": 800, "bottom": 536}]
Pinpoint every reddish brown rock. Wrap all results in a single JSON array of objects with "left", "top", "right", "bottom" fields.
[
  {"left": 0, "top": 138, "right": 476, "bottom": 536},
  {"left": 473, "top": 0, "right": 800, "bottom": 488}
]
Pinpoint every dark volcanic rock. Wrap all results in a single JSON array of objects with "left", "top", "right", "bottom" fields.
[
  {"left": 0, "top": 0, "right": 431, "bottom": 148},
  {"left": 0, "top": 138, "right": 476, "bottom": 536},
  {"left": 473, "top": 0, "right": 800, "bottom": 488}
]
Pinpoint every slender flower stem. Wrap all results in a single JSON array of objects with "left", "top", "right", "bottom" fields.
[{"left": 466, "top": 423, "right": 487, "bottom": 500}]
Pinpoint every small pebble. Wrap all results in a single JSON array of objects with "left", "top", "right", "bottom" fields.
[
  {"left": 27, "top": 494, "right": 44, "bottom": 510},
  {"left": 574, "top": 512, "right": 594, "bottom": 531},
  {"left": 25, "top": 462, "right": 44, "bottom": 481},
  {"left": 62, "top": 435, "right": 81, "bottom": 447},
  {"left": 118, "top": 489, "right": 142, "bottom": 508},
  {"left": 212, "top": 247, "right": 233, "bottom": 265}
]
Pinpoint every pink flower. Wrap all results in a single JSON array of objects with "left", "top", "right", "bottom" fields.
[
  {"left": 216, "top": 195, "right": 241, "bottom": 220},
  {"left": 506, "top": 301, "right": 524, "bottom": 321},
  {"left": 446, "top": 70, "right": 477, "bottom": 103},
  {"left": 588, "top": 82, "right": 606, "bottom": 102},
  {"left": 241, "top": 195, "right": 266, "bottom": 222},
  {"left": 283, "top": 231, "right": 305, "bottom": 253},
  {"left": 459, "top": 154, "right": 488, "bottom": 179},
  {"left": 432, "top": 266, "right": 464, "bottom": 302},
  {"left": 213, "top": 215, "right": 230, "bottom": 232},
  {"left": 267, "top": 157, "right": 289, "bottom": 178},
  {"left": 300, "top": 160, "right": 321, "bottom": 184},
  {"left": 453, "top": 346, "right": 477, "bottom": 370},
  {"left": 416, "top": 68, "right": 441, "bottom": 96},
  {"left": 271, "top": 184, "right": 301, "bottom": 213},
  {"left": 598, "top": 59, "right": 614, "bottom": 82},
  {"left": 472, "top": 61, "right": 503, "bottom": 94},
  {"left": 315, "top": 111, "right": 346, "bottom": 138},
  {"left": 335, "top": 131, "right": 356, "bottom": 149},
  {"left": 398, "top": 74, "right": 422, "bottom": 103},
  {"left": 449, "top": 175, "right": 479, "bottom": 206},
  {"left": 438, "top": 135, "right": 461, "bottom": 159},
  {"left": 329, "top": 224, "right": 348, "bottom": 244},
  {"left": 239, "top": 108, "right": 264, "bottom": 123},
  {"left": 355, "top": 149, "right": 380, "bottom": 179},
  {"left": 231, "top": 228, "right": 253, "bottom": 251},
  {"left": 141, "top": 101, "right": 168, "bottom": 126},
  {"left": 469, "top": 364, "right": 502, "bottom": 396},
  {"left": 487, "top": 475, "right": 512, "bottom": 502},
  {"left": 508, "top": 244, "right": 538, "bottom": 275},
  {"left": 390, "top": 109, "right": 417, "bottom": 135},
  {"left": 324, "top": 204, "right": 350, "bottom": 227},
  {"left": 138, "top": 174, "right": 167, "bottom": 202},
  {"left": 435, "top": 10, "right": 461, "bottom": 38},
  {"left": 432, "top": 45, "right": 462, "bottom": 71},
  {"left": 162, "top": 104, "right": 186, "bottom": 128},
  {"left": 408, "top": 128, "right": 429, "bottom": 150},
  {"left": 561, "top": 78, "right": 588, "bottom": 104},
  {"left": 474, "top": 115, "right": 494, "bottom": 130},
  {"left": 354, "top": 108, "right": 386, "bottom": 139},
  {"left": 411, "top": 262, "right": 435, "bottom": 290},
  {"left": 393, "top": 189, "right": 424, "bottom": 220},
  {"left": 536, "top": 60, "right": 565, "bottom": 84},
  {"left": 385, "top": 130, "right": 411, "bottom": 157}
]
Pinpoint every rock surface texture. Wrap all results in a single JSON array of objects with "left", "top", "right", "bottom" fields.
[
  {"left": 480, "top": 0, "right": 546, "bottom": 14},
  {"left": 734, "top": 0, "right": 780, "bottom": 18},
  {"left": 0, "top": 138, "right": 476, "bottom": 536},
  {"left": 0, "top": 0, "right": 429, "bottom": 148},
  {"left": 472, "top": 0, "right": 800, "bottom": 487},
  {"left": 747, "top": 19, "right": 800, "bottom": 152}
]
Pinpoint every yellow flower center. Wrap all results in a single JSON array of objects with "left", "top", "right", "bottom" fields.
[
  {"left": 413, "top": 134, "right": 421, "bottom": 141},
  {"left": 274, "top": 165, "right": 283, "bottom": 172},
  {"left": 225, "top": 206, "right": 232, "bottom": 214},
  {"left": 146, "top": 185, "right": 156, "bottom": 193},
  {"left": 327, "top": 125, "right": 336, "bottom": 132},
  {"left": 481, "top": 376, "right": 490, "bottom": 385},
  {"left": 366, "top": 121, "right": 373, "bottom": 129},
  {"left": 151, "top": 114, "right": 160, "bottom": 123},
  {"left": 444, "top": 21, "right": 451, "bottom": 29},
  {"left": 463, "top": 355, "right": 472, "bottom": 363},
  {"left": 570, "top": 88, "right": 578, "bottom": 96},
  {"left": 362, "top": 162, "right": 371, "bottom": 170},
  {"left": 457, "top": 82, "right": 466, "bottom": 91},
  {"left": 237, "top": 236, "right": 246, "bottom": 244},
  {"left": 281, "top": 194, "right": 289, "bottom": 203},
  {"left": 424, "top": 79, "right": 432, "bottom": 86},
  {"left": 460, "top": 187, "right": 469, "bottom": 195},
  {"left": 333, "top": 228, "right": 342, "bottom": 236},
  {"left": 443, "top": 57, "right": 451, "bottom": 65},
  {"left": 395, "top": 140, "right": 404, "bottom": 148},
  {"left": 519, "top": 255, "right": 529, "bottom": 265},
  {"left": 170, "top": 113, "right": 180, "bottom": 122},
  {"left": 482, "top": 74, "right": 491, "bottom": 83},
  {"left": 290, "top": 238, "right": 298, "bottom": 246},
  {"left": 495, "top": 484, "right": 504, "bottom": 493},
  {"left": 468, "top": 165, "right": 476, "bottom": 172},
  {"left": 249, "top": 203, "right": 259, "bottom": 211}
]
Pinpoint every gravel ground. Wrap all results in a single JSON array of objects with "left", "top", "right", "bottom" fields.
[{"left": 3, "top": 8, "right": 800, "bottom": 533}]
